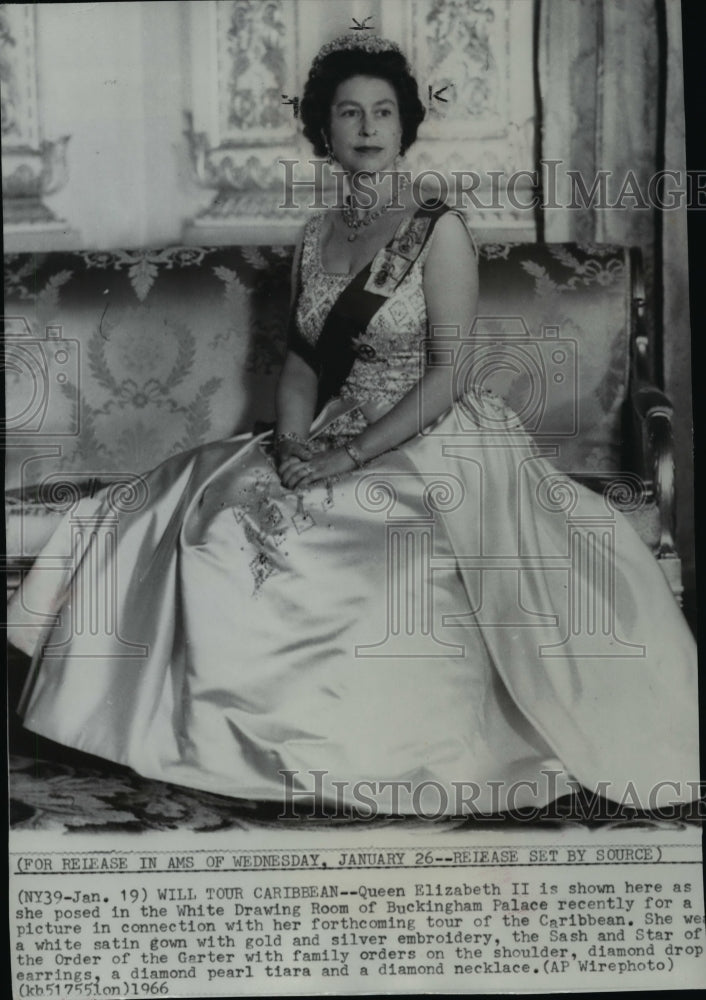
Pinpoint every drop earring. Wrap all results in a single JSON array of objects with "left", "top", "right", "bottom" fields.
[{"left": 322, "top": 131, "right": 334, "bottom": 165}]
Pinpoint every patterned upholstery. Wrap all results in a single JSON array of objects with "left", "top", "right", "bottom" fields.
[
  {"left": 4, "top": 247, "right": 290, "bottom": 493},
  {"left": 4, "top": 241, "right": 631, "bottom": 496},
  {"left": 475, "top": 242, "right": 629, "bottom": 474}
]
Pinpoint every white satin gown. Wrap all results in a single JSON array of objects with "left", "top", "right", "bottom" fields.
[{"left": 9, "top": 210, "right": 699, "bottom": 815}]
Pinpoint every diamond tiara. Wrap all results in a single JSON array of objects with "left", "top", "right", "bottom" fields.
[{"left": 311, "top": 33, "right": 403, "bottom": 71}]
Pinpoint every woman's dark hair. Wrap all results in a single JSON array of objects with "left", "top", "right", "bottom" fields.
[{"left": 300, "top": 48, "right": 426, "bottom": 157}]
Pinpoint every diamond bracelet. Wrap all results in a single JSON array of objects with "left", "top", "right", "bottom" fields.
[
  {"left": 275, "top": 431, "right": 305, "bottom": 446},
  {"left": 343, "top": 441, "right": 366, "bottom": 469}
]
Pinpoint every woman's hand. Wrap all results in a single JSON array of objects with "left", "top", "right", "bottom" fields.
[
  {"left": 275, "top": 438, "right": 312, "bottom": 471},
  {"left": 278, "top": 447, "right": 355, "bottom": 490}
]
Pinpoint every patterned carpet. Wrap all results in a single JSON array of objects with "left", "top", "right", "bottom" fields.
[
  {"left": 10, "top": 752, "right": 278, "bottom": 833},
  {"left": 8, "top": 650, "right": 699, "bottom": 834}
]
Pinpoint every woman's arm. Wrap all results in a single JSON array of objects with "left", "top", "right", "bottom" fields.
[
  {"left": 275, "top": 350, "right": 318, "bottom": 441},
  {"left": 286, "top": 212, "right": 478, "bottom": 488}
]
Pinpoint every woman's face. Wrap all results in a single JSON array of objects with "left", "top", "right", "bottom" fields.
[{"left": 328, "top": 75, "right": 403, "bottom": 175}]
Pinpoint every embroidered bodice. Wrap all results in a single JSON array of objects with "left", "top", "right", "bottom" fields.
[{"left": 296, "top": 212, "right": 435, "bottom": 430}]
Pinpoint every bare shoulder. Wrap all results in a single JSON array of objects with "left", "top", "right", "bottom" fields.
[
  {"left": 428, "top": 211, "right": 477, "bottom": 261},
  {"left": 424, "top": 211, "right": 478, "bottom": 286},
  {"left": 422, "top": 209, "right": 479, "bottom": 322}
]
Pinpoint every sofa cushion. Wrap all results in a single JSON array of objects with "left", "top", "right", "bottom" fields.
[
  {"left": 474, "top": 242, "right": 630, "bottom": 475},
  {"left": 4, "top": 247, "right": 290, "bottom": 492}
]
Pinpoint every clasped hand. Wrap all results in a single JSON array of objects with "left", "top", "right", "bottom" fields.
[{"left": 276, "top": 440, "right": 355, "bottom": 490}]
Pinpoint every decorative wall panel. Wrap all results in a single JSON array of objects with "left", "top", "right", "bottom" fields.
[
  {"left": 1, "top": 3, "right": 74, "bottom": 244},
  {"left": 1, "top": 2, "right": 40, "bottom": 147},
  {"left": 411, "top": 0, "right": 509, "bottom": 135},
  {"left": 216, "top": 0, "right": 298, "bottom": 144},
  {"left": 387, "top": 0, "right": 536, "bottom": 237},
  {"left": 185, "top": 0, "right": 309, "bottom": 239}
]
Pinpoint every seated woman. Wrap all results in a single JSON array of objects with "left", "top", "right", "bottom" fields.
[{"left": 8, "top": 34, "right": 698, "bottom": 817}]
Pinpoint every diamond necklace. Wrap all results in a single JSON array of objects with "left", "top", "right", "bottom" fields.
[{"left": 342, "top": 176, "right": 410, "bottom": 242}]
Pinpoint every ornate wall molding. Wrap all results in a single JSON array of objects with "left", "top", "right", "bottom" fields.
[{"left": 1, "top": 3, "right": 73, "bottom": 235}]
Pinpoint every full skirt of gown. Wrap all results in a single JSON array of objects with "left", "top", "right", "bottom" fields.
[{"left": 8, "top": 393, "right": 699, "bottom": 815}]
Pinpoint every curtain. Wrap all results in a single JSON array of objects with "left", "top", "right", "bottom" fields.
[
  {"left": 537, "top": 0, "right": 694, "bottom": 591},
  {"left": 538, "top": 0, "right": 658, "bottom": 251}
]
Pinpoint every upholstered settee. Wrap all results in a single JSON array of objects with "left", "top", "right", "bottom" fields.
[{"left": 4, "top": 240, "right": 680, "bottom": 599}]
